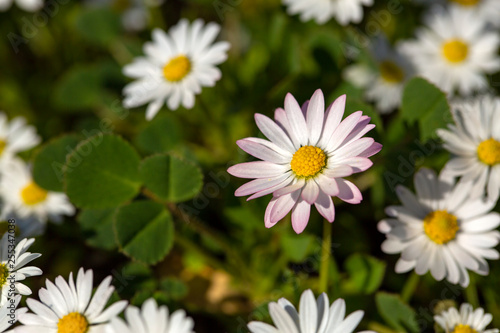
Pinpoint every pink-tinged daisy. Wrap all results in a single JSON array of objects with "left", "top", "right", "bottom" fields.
[{"left": 227, "top": 90, "right": 382, "bottom": 234}]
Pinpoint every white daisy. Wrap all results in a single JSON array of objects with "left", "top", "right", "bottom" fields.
[
  {"left": 0, "top": 0, "right": 43, "bottom": 11},
  {"left": 400, "top": 6, "right": 500, "bottom": 95},
  {"left": 248, "top": 289, "right": 374, "bottom": 333},
  {"left": 0, "top": 234, "right": 42, "bottom": 306},
  {"left": 437, "top": 96, "right": 500, "bottom": 202},
  {"left": 107, "top": 297, "right": 195, "bottom": 333},
  {"left": 0, "top": 112, "right": 41, "bottom": 163},
  {"left": 434, "top": 303, "right": 499, "bottom": 333},
  {"left": 0, "top": 295, "right": 26, "bottom": 332},
  {"left": 378, "top": 168, "right": 500, "bottom": 287},
  {"left": 227, "top": 89, "right": 382, "bottom": 234},
  {"left": 17, "top": 267, "right": 128, "bottom": 333},
  {"left": 343, "top": 36, "right": 414, "bottom": 114},
  {"left": 282, "top": 0, "right": 374, "bottom": 25},
  {"left": 122, "top": 19, "right": 230, "bottom": 120},
  {"left": 0, "top": 158, "right": 75, "bottom": 224}
]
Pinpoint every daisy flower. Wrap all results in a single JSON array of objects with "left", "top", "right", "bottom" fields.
[
  {"left": 227, "top": 89, "right": 382, "bottom": 234},
  {"left": 0, "top": 235, "right": 42, "bottom": 305},
  {"left": 437, "top": 96, "right": 500, "bottom": 202},
  {"left": 108, "top": 297, "right": 195, "bottom": 333},
  {"left": 17, "top": 267, "right": 128, "bottom": 332},
  {"left": 400, "top": 6, "right": 500, "bottom": 95},
  {"left": 0, "top": 112, "right": 40, "bottom": 163},
  {"left": 0, "top": 0, "right": 42, "bottom": 11},
  {"left": 0, "top": 158, "right": 75, "bottom": 224},
  {"left": 122, "top": 19, "right": 230, "bottom": 120},
  {"left": 343, "top": 36, "right": 414, "bottom": 114},
  {"left": 378, "top": 168, "right": 500, "bottom": 287},
  {"left": 248, "top": 289, "right": 374, "bottom": 333},
  {"left": 0, "top": 295, "right": 26, "bottom": 332},
  {"left": 282, "top": 0, "right": 374, "bottom": 25},
  {"left": 434, "top": 303, "right": 499, "bottom": 333}
]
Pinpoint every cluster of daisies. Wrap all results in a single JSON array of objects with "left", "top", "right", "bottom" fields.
[{"left": 0, "top": 113, "right": 75, "bottom": 238}]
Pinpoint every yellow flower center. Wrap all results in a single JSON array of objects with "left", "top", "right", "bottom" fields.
[
  {"left": 380, "top": 61, "right": 404, "bottom": 83},
  {"left": 423, "top": 210, "right": 459, "bottom": 244},
  {"left": 163, "top": 55, "right": 191, "bottom": 82},
  {"left": 442, "top": 40, "right": 469, "bottom": 63},
  {"left": 477, "top": 138, "right": 500, "bottom": 166},
  {"left": 453, "top": 324, "right": 478, "bottom": 333},
  {"left": 20, "top": 182, "right": 48, "bottom": 206},
  {"left": 0, "top": 264, "right": 10, "bottom": 288},
  {"left": 0, "top": 140, "right": 6, "bottom": 156},
  {"left": 57, "top": 312, "right": 89, "bottom": 333},
  {"left": 449, "top": 0, "right": 480, "bottom": 6},
  {"left": 290, "top": 145, "right": 326, "bottom": 178}
]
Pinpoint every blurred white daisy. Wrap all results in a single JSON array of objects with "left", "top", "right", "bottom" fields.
[
  {"left": 228, "top": 90, "right": 382, "bottom": 234},
  {"left": 282, "top": 0, "right": 374, "bottom": 25},
  {"left": 344, "top": 36, "right": 414, "bottom": 114},
  {"left": 0, "top": 235, "right": 42, "bottom": 306},
  {"left": 248, "top": 289, "right": 374, "bottom": 333},
  {"left": 0, "top": 295, "right": 26, "bottom": 332},
  {"left": 378, "top": 168, "right": 500, "bottom": 287},
  {"left": 400, "top": 6, "right": 500, "bottom": 95},
  {"left": 0, "top": 0, "right": 43, "bottom": 11},
  {"left": 17, "top": 267, "right": 128, "bottom": 332},
  {"left": 122, "top": 19, "right": 230, "bottom": 120},
  {"left": 434, "top": 303, "right": 499, "bottom": 333},
  {"left": 0, "top": 158, "right": 75, "bottom": 224},
  {"left": 0, "top": 215, "right": 45, "bottom": 240},
  {"left": 0, "top": 112, "right": 40, "bottom": 163},
  {"left": 437, "top": 96, "right": 500, "bottom": 201},
  {"left": 108, "top": 297, "right": 195, "bottom": 333}
]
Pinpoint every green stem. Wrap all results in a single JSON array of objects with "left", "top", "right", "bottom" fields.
[
  {"left": 401, "top": 272, "right": 420, "bottom": 303},
  {"left": 465, "top": 274, "right": 479, "bottom": 308},
  {"left": 174, "top": 234, "right": 226, "bottom": 272},
  {"left": 319, "top": 220, "right": 332, "bottom": 293},
  {"left": 367, "top": 322, "right": 398, "bottom": 333}
]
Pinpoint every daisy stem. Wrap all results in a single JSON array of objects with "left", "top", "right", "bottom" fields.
[
  {"left": 401, "top": 272, "right": 420, "bottom": 303},
  {"left": 464, "top": 274, "right": 479, "bottom": 308},
  {"left": 367, "top": 321, "right": 398, "bottom": 333},
  {"left": 319, "top": 220, "right": 332, "bottom": 293}
]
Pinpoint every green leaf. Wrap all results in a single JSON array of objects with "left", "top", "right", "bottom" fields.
[
  {"left": 114, "top": 200, "right": 174, "bottom": 265},
  {"left": 139, "top": 154, "right": 203, "bottom": 202},
  {"left": 53, "top": 66, "right": 103, "bottom": 112},
  {"left": 134, "top": 115, "right": 182, "bottom": 154},
  {"left": 281, "top": 234, "right": 314, "bottom": 262},
  {"left": 160, "top": 278, "right": 188, "bottom": 300},
  {"left": 75, "top": 8, "right": 121, "bottom": 46},
  {"left": 401, "top": 77, "right": 450, "bottom": 141},
  {"left": 32, "top": 134, "right": 80, "bottom": 192},
  {"left": 64, "top": 134, "right": 141, "bottom": 209},
  {"left": 342, "top": 253, "right": 386, "bottom": 294},
  {"left": 375, "top": 292, "right": 420, "bottom": 333},
  {"left": 78, "top": 208, "right": 117, "bottom": 250}
]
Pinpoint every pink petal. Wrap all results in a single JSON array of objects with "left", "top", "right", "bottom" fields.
[
  {"left": 292, "top": 199, "right": 311, "bottom": 234},
  {"left": 247, "top": 175, "right": 294, "bottom": 200},
  {"left": 237, "top": 139, "right": 291, "bottom": 164},
  {"left": 314, "top": 190, "right": 335, "bottom": 222},
  {"left": 301, "top": 181, "right": 320, "bottom": 204},
  {"left": 270, "top": 190, "right": 300, "bottom": 224},
  {"left": 332, "top": 137, "right": 375, "bottom": 159},
  {"left": 358, "top": 142, "right": 382, "bottom": 158},
  {"left": 274, "top": 107, "right": 292, "bottom": 134},
  {"left": 336, "top": 179, "right": 362, "bottom": 204},
  {"left": 306, "top": 89, "right": 325, "bottom": 146},
  {"left": 323, "top": 165, "right": 353, "bottom": 178},
  {"left": 243, "top": 137, "right": 293, "bottom": 158},
  {"left": 317, "top": 95, "right": 346, "bottom": 147},
  {"left": 285, "top": 93, "right": 308, "bottom": 146},
  {"left": 341, "top": 119, "right": 375, "bottom": 147},
  {"left": 265, "top": 197, "right": 280, "bottom": 228},
  {"left": 335, "top": 157, "right": 373, "bottom": 173},
  {"left": 274, "top": 179, "right": 306, "bottom": 197},
  {"left": 255, "top": 113, "right": 295, "bottom": 152},
  {"left": 227, "top": 161, "right": 288, "bottom": 179},
  {"left": 315, "top": 174, "right": 340, "bottom": 196},
  {"left": 325, "top": 111, "right": 363, "bottom": 152},
  {"left": 235, "top": 172, "right": 292, "bottom": 197}
]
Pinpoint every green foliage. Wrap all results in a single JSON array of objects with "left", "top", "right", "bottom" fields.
[
  {"left": 341, "top": 253, "right": 386, "bottom": 294},
  {"left": 32, "top": 134, "right": 80, "bottom": 192},
  {"left": 77, "top": 208, "right": 117, "bottom": 250},
  {"left": 281, "top": 233, "right": 314, "bottom": 262},
  {"left": 139, "top": 154, "right": 203, "bottom": 202},
  {"left": 64, "top": 134, "right": 141, "bottom": 209},
  {"left": 114, "top": 200, "right": 175, "bottom": 265},
  {"left": 134, "top": 115, "right": 183, "bottom": 154},
  {"left": 376, "top": 292, "right": 420, "bottom": 333},
  {"left": 401, "top": 77, "right": 451, "bottom": 142},
  {"left": 160, "top": 277, "right": 189, "bottom": 300},
  {"left": 75, "top": 8, "right": 121, "bottom": 45}
]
